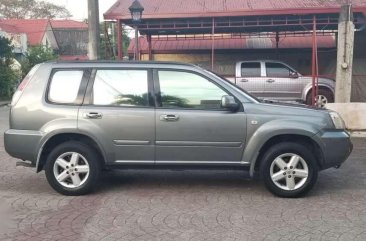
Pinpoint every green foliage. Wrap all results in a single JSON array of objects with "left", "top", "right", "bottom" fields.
[
  {"left": 0, "top": 37, "right": 19, "bottom": 99},
  {"left": 0, "top": 0, "right": 71, "bottom": 19},
  {"left": 21, "top": 45, "right": 58, "bottom": 78}
]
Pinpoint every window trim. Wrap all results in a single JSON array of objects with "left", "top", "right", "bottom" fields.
[
  {"left": 153, "top": 68, "right": 243, "bottom": 112},
  {"left": 83, "top": 67, "right": 155, "bottom": 109},
  {"left": 46, "top": 68, "right": 91, "bottom": 106}
]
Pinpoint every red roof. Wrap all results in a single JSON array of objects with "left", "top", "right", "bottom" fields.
[
  {"left": 0, "top": 22, "right": 20, "bottom": 33},
  {"left": 0, "top": 19, "right": 49, "bottom": 45},
  {"left": 128, "top": 35, "right": 336, "bottom": 53},
  {"left": 50, "top": 20, "right": 88, "bottom": 29},
  {"left": 105, "top": 0, "right": 366, "bottom": 20}
]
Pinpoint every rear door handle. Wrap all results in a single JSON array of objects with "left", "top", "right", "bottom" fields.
[
  {"left": 85, "top": 112, "right": 103, "bottom": 119},
  {"left": 160, "top": 114, "right": 179, "bottom": 122},
  {"left": 240, "top": 79, "right": 249, "bottom": 82},
  {"left": 266, "top": 79, "right": 275, "bottom": 83}
]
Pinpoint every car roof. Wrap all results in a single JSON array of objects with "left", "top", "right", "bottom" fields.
[{"left": 46, "top": 60, "right": 196, "bottom": 67}]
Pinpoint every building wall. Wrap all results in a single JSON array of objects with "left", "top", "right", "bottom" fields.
[{"left": 53, "top": 29, "right": 88, "bottom": 56}]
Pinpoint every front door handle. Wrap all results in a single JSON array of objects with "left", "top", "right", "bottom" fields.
[
  {"left": 266, "top": 79, "right": 275, "bottom": 83},
  {"left": 160, "top": 114, "right": 179, "bottom": 122},
  {"left": 85, "top": 112, "right": 103, "bottom": 119},
  {"left": 240, "top": 79, "right": 249, "bottom": 82}
]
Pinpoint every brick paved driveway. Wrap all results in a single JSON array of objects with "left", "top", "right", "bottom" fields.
[{"left": 0, "top": 105, "right": 366, "bottom": 241}]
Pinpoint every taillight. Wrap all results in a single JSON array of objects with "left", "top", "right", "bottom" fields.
[
  {"left": 17, "top": 77, "right": 30, "bottom": 91},
  {"left": 11, "top": 64, "right": 40, "bottom": 106}
]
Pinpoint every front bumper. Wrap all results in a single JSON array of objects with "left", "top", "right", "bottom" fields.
[{"left": 317, "top": 130, "right": 353, "bottom": 170}]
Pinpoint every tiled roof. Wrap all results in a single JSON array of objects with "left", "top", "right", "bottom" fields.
[
  {"left": 0, "top": 22, "right": 20, "bottom": 33},
  {"left": 105, "top": 0, "right": 366, "bottom": 20},
  {"left": 51, "top": 20, "right": 88, "bottom": 29},
  {"left": 128, "top": 35, "right": 336, "bottom": 53},
  {"left": 0, "top": 19, "right": 49, "bottom": 45}
]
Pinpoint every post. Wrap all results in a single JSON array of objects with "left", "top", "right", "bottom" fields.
[
  {"left": 211, "top": 18, "right": 215, "bottom": 71},
  {"left": 87, "top": 0, "right": 100, "bottom": 60},
  {"left": 147, "top": 35, "right": 152, "bottom": 60},
  {"left": 117, "top": 20, "right": 123, "bottom": 60},
  {"left": 311, "top": 16, "right": 319, "bottom": 106},
  {"left": 275, "top": 32, "right": 280, "bottom": 59},
  {"left": 335, "top": 4, "right": 355, "bottom": 103},
  {"left": 134, "top": 25, "right": 139, "bottom": 60}
]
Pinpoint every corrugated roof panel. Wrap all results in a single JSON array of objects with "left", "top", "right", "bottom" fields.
[{"left": 105, "top": 0, "right": 366, "bottom": 20}]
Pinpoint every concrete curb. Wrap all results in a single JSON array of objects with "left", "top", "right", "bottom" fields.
[{"left": 351, "top": 132, "right": 366, "bottom": 138}]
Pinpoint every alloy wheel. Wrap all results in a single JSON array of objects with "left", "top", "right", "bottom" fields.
[
  {"left": 269, "top": 153, "right": 309, "bottom": 191},
  {"left": 53, "top": 152, "right": 90, "bottom": 188}
]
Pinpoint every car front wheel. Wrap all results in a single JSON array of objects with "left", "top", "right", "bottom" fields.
[
  {"left": 45, "top": 141, "right": 101, "bottom": 196},
  {"left": 260, "top": 142, "right": 318, "bottom": 198}
]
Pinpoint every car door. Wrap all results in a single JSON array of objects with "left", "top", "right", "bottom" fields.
[
  {"left": 235, "top": 62, "right": 266, "bottom": 99},
  {"left": 78, "top": 68, "right": 155, "bottom": 164},
  {"left": 264, "top": 62, "right": 303, "bottom": 101},
  {"left": 154, "top": 69, "right": 247, "bottom": 164}
]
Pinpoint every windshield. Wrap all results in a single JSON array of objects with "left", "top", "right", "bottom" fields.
[{"left": 203, "top": 69, "right": 260, "bottom": 103}]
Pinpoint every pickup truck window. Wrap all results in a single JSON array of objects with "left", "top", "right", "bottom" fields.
[
  {"left": 241, "top": 62, "right": 261, "bottom": 77},
  {"left": 158, "top": 70, "right": 227, "bottom": 110},
  {"left": 266, "top": 62, "right": 292, "bottom": 77}
]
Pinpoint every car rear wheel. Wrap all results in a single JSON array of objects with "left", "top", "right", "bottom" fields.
[
  {"left": 260, "top": 142, "right": 318, "bottom": 198},
  {"left": 45, "top": 141, "right": 101, "bottom": 196},
  {"left": 306, "top": 88, "right": 334, "bottom": 108}
]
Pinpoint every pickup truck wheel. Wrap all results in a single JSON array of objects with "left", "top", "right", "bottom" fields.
[
  {"left": 260, "top": 142, "right": 318, "bottom": 198},
  {"left": 306, "top": 88, "right": 334, "bottom": 108},
  {"left": 45, "top": 141, "right": 100, "bottom": 196}
]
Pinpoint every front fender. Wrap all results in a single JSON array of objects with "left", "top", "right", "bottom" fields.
[{"left": 243, "top": 119, "right": 321, "bottom": 176}]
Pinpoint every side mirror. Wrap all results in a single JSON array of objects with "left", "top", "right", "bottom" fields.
[
  {"left": 290, "top": 72, "right": 299, "bottom": 79},
  {"left": 221, "top": 95, "right": 239, "bottom": 112}
]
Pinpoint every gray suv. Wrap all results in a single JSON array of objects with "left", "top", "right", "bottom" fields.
[{"left": 4, "top": 61, "right": 352, "bottom": 197}]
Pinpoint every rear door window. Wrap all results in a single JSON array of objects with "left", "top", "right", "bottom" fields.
[
  {"left": 48, "top": 70, "right": 84, "bottom": 104},
  {"left": 241, "top": 62, "right": 261, "bottom": 77},
  {"left": 92, "top": 69, "right": 149, "bottom": 107}
]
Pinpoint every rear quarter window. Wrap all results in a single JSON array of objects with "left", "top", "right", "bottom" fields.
[{"left": 48, "top": 70, "right": 84, "bottom": 104}]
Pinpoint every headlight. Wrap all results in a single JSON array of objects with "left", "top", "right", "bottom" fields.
[{"left": 329, "top": 112, "right": 346, "bottom": 130}]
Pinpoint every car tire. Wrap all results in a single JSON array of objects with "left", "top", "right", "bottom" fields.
[
  {"left": 306, "top": 88, "right": 334, "bottom": 107},
  {"left": 260, "top": 142, "right": 318, "bottom": 198},
  {"left": 45, "top": 141, "right": 101, "bottom": 196}
]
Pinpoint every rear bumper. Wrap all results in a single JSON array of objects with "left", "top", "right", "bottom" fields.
[
  {"left": 317, "top": 130, "right": 353, "bottom": 170},
  {"left": 4, "top": 129, "right": 43, "bottom": 165}
]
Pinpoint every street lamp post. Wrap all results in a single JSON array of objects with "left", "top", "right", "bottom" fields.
[{"left": 129, "top": 0, "right": 144, "bottom": 60}]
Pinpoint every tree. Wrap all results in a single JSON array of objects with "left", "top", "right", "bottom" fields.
[
  {"left": 0, "top": 0, "right": 71, "bottom": 19},
  {"left": 21, "top": 45, "right": 58, "bottom": 78},
  {"left": 0, "top": 37, "right": 19, "bottom": 99}
]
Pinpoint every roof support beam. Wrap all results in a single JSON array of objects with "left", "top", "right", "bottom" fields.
[{"left": 117, "top": 20, "right": 123, "bottom": 60}]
